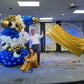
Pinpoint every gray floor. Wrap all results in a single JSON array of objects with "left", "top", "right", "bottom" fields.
[{"left": 0, "top": 52, "right": 84, "bottom": 84}]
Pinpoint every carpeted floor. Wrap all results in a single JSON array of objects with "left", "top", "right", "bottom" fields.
[{"left": 0, "top": 52, "right": 84, "bottom": 84}]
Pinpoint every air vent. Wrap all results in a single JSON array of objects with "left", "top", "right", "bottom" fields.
[{"left": 68, "top": 6, "right": 79, "bottom": 9}]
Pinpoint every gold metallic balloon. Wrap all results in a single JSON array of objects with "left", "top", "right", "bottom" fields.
[
  {"left": 8, "top": 48, "right": 12, "bottom": 51},
  {"left": 33, "top": 22, "right": 35, "bottom": 24},
  {"left": 8, "top": 15, "right": 16, "bottom": 21},
  {"left": 13, "top": 45, "right": 17, "bottom": 48},
  {"left": 23, "top": 46, "right": 26, "bottom": 49},
  {"left": 32, "top": 17, "right": 39, "bottom": 22},
  {"left": 18, "top": 46, "right": 21, "bottom": 48},
  {"left": 13, "top": 49, "right": 16, "bottom": 52},
  {"left": 15, "top": 27, "right": 20, "bottom": 32},
  {"left": 19, "top": 26, "right": 23, "bottom": 29},
  {"left": 32, "top": 17, "right": 36, "bottom": 21},
  {"left": 1, "top": 18, "right": 9, "bottom": 28},
  {"left": 16, "top": 22, "right": 21, "bottom": 27},
  {"left": 16, "top": 48, "right": 19, "bottom": 50}
]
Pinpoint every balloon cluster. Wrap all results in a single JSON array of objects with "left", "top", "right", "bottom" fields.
[
  {"left": 1, "top": 28, "right": 19, "bottom": 39},
  {"left": 0, "top": 15, "right": 39, "bottom": 67},
  {"left": 21, "top": 16, "right": 33, "bottom": 26},
  {"left": 0, "top": 49, "right": 28, "bottom": 67}
]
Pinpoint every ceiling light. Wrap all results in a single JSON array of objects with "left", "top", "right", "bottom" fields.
[
  {"left": 40, "top": 17, "right": 53, "bottom": 20},
  {"left": 40, "top": 17, "right": 53, "bottom": 22},
  {"left": 70, "top": 4, "right": 74, "bottom": 6},
  {"left": 17, "top": 1, "right": 40, "bottom": 7},
  {"left": 73, "top": 10, "right": 84, "bottom": 13},
  {"left": 61, "top": 14, "right": 64, "bottom": 16},
  {"left": 0, "top": 14, "right": 2, "bottom": 16}
]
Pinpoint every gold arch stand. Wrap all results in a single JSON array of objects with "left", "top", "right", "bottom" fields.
[{"left": 41, "top": 23, "right": 84, "bottom": 66}]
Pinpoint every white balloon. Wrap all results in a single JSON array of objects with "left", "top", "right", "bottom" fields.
[
  {"left": 13, "top": 52, "right": 21, "bottom": 58},
  {"left": 20, "top": 18, "right": 23, "bottom": 23},
  {"left": 18, "top": 36, "right": 27, "bottom": 43},
  {"left": 7, "top": 36, "right": 12, "bottom": 42},
  {"left": 1, "top": 40, "right": 4, "bottom": 44},
  {"left": 0, "top": 36, "right": 18, "bottom": 44},
  {"left": 12, "top": 38, "right": 18, "bottom": 43},
  {"left": 18, "top": 31, "right": 29, "bottom": 44},
  {"left": 1, "top": 41, "right": 10, "bottom": 49},
  {"left": 11, "top": 43, "right": 16, "bottom": 47},
  {"left": 20, "top": 31, "right": 29, "bottom": 39},
  {"left": 21, "top": 23, "right": 25, "bottom": 29},
  {"left": 16, "top": 15, "right": 23, "bottom": 23},
  {"left": 21, "top": 28, "right": 24, "bottom": 32},
  {"left": 0, "top": 36, "right": 8, "bottom": 42}
]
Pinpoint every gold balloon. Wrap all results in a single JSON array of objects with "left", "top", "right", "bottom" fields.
[
  {"left": 16, "top": 22, "right": 21, "bottom": 27},
  {"left": 15, "top": 27, "right": 20, "bottom": 32},
  {"left": 37, "top": 19, "right": 39, "bottom": 22},
  {"left": 20, "top": 45, "right": 23, "bottom": 47},
  {"left": 18, "top": 46, "right": 21, "bottom": 48},
  {"left": 16, "top": 48, "right": 19, "bottom": 50},
  {"left": 23, "top": 46, "right": 26, "bottom": 49},
  {"left": 19, "top": 44, "right": 22, "bottom": 46},
  {"left": 15, "top": 27, "right": 18, "bottom": 30},
  {"left": 13, "top": 49, "right": 16, "bottom": 52},
  {"left": 33, "top": 22, "right": 35, "bottom": 24},
  {"left": 14, "top": 45, "right": 17, "bottom": 48},
  {"left": 32, "top": 17, "right": 36, "bottom": 21},
  {"left": 13, "top": 46, "right": 16, "bottom": 49},
  {"left": 19, "top": 26, "right": 23, "bottom": 29},
  {"left": 11, "top": 47, "right": 13, "bottom": 49},
  {"left": 8, "top": 15, "right": 16, "bottom": 21},
  {"left": 1, "top": 18, "right": 9, "bottom": 28},
  {"left": 8, "top": 48, "right": 12, "bottom": 51},
  {"left": 32, "top": 17, "right": 39, "bottom": 22}
]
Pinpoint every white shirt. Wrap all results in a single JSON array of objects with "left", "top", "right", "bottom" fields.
[{"left": 27, "top": 34, "right": 43, "bottom": 45}]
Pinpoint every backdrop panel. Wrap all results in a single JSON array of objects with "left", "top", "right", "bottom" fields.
[
  {"left": 45, "top": 22, "right": 56, "bottom": 51},
  {"left": 29, "top": 23, "right": 41, "bottom": 50}
]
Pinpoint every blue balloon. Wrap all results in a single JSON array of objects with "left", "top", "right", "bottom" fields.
[
  {"left": 11, "top": 56, "right": 16, "bottom": 62},
  {"left": 3, "top": 62, "right": 8, "bottom": 67},
  {"left": 21, "top": 16, "right": 33, "bottom": 26},
  {"left": 17, "top": 58, "right": 21, "bottom": 63},
  {"left": 23, "top": 60, "right": 25, "bottom": 63},
  {"left": 2, "top": 59, "right": 6, "bottom": 64},
  {"left": 1, "top": 28, "right": 19, "bottom": 39},
  {"left": 0, "top": 48, "right": 29, "bottom": 67},
  {"left": 5, "top": 56, "right": 10, "bottom": 62},
  {"left": 13, "top": 62, "right": 17, "bottom": 66},
  {"left": 7, "top": 62, "right": 12, "bottom": 67},
  {"left": 1, "top": 55, "right": 5, "bottom": 59}
]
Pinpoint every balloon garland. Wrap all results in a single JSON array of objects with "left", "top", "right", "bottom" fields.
[{"left": 0, "top": 15, "right": 39, "bottom": 67}]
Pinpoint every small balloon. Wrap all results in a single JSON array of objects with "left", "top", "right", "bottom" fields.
[{"left": 7, "top": 62, "right": 12, "bottom": 67}]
